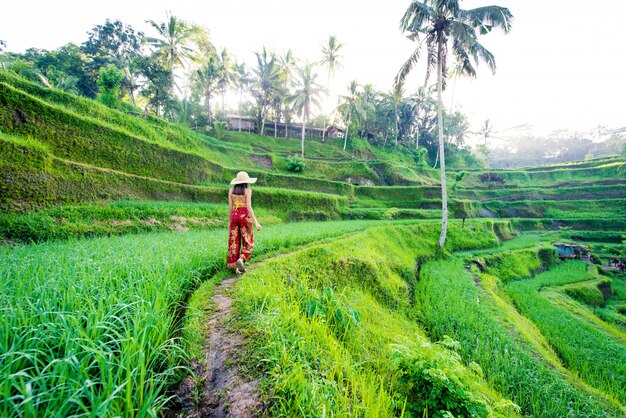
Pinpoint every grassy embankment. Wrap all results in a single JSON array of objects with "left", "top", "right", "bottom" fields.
[
  {"left": 414, "top": 242, "right": 625, "bottom": 417},
  {"left": 200, "top": 220, "right": 522, "bottom": 416},
  {"left": 0, "top": 219, "right": 392, "bottom": 417}
]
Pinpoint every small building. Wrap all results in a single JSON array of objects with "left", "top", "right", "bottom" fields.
[
  {"left": 554, "top": 243, "right": 591, "bottom": 261},
  {"left": 226, "top": 115, "right": 256, "bottom": 132},
  {"left": 326, "top": 126, "right": 345, "bottom": 139}
]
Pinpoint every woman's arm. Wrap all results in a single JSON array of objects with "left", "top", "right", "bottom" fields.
[
  {"left": 246, "top": 189, "right": 262, "bottom": 231},
  {"left": 228, "top": 189, "right": 233, "bottom": 219}
]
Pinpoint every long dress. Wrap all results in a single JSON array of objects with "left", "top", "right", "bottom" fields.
[{"left": 227, "top": 192, "right": 254, "bottom": 268}]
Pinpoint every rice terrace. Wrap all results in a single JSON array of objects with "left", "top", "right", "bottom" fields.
[{"left": 1, "top": 1, "right": 626, "bottom": 417}]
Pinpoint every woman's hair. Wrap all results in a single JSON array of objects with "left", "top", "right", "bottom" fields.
[{"left": 232, "top": 183, "right": 248, "bottom": 195}]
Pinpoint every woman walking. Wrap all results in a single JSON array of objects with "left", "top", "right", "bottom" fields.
[{"left": 227, "top": 171, "right": 262, "bottom": 274}]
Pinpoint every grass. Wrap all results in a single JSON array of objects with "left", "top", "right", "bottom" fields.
[
  {"left": 0, "top": 219, "right": 393, "bottom": 417},
  {"left": 507, "top": 261, "right": 626, "bottom": 404},
  {"left": 413, "top": 255, "right": 623, "bottom": 416},
  {"left": 230, "top": 222, "right": 519, "bottom": 417}
]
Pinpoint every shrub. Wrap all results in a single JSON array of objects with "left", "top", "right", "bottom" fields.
[
  {"left": 392, "top": 343, "right": 489, "bottom": 418},
  {"left": 286, "top": 155, "right": 305, "bottom": 172},
  {"left": 479, "top": 172, "right": 505, "bottom": 184}
]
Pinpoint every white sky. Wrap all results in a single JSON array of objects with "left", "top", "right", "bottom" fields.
[{"left": 2, "top": 0, "right": 626, "bottom": 138}]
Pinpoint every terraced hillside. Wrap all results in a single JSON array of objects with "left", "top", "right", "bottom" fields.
[{"left": 1, "top": 70, "right": 625, "bottom": 417}]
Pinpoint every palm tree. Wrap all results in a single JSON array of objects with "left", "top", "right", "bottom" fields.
[
  {"left": 145, "top": 12, "right": 195, "bottom": 72},
  {"left": 479, "top": 118, "right": 493, "bottom": 146},
  {"left": 396, "top": 0, "right": 513, "bottom": 249},
  {"left": 289, "top": 64, "right": 325, "bottom": 158},
  {"left": 251, "top": 47, "right": 282, "bottom": 136},
  {"left": 216, "top": 48, "right": 234, "bottom": 115},
  {"left": 194, "top": 55, "right": 219, "bottom": 125},
  {"left": 233, "top": 62, "right": 251, "bottom": 132},
  {"left": 387, "top": 84, "right": 404, "bottom": 146},
  {"left": 338, "top": 81, "right": 367, "bottom": 151},
  {"left": 279, "top": 50, "right": 298, "bottom": 138},
  {"left": 319, "top": 35, "right": 344, "bottom": 142}
]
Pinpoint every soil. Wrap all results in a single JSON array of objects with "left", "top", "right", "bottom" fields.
[
  {"left": 250, "top": 155, "right": 273, "bottom": 169},
  {"left": 172, "top": 276, "right": 260, "bottom": 417}
]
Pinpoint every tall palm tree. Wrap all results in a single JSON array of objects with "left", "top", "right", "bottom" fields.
[
  {"left": 319, "top": 35, "right": 344, "bottom": 142},
  {"left": 279, "top": 50, "right": 298, "bottom": 138},
  {"left": 289, "top": 64, "right": 325, "bottom": 158},
  {"left": 145, "top": 12, "right": 195, "bottom": 72},
  {"left": 479, "top": 118, "right": 493, "bottom": 146},
  {"left": 385, "top": 83, "right": 405, "bottom": 146},
  {"left": 396, "top": 0, "right": 512, "bottom": 249},
  {"left": 216, "top": 48, "right": 234, "bottom": 115},
  {"left": 233, "top": 62, "right": 251, "bottom": 132},
  {"left": 251, "top": 47, "right": 282, "bottom": 136},
  {"left": 194, "top": 55, "right": 219, "bottom": 125},
  {"left": 338, "top": 81, "right": 367, "bottom": 151}
]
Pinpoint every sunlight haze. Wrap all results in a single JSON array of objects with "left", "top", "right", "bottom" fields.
[{"left": 2, "top": 0, "right": 625, "bottom": 137}]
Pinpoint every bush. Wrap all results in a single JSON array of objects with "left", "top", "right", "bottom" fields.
[
  {"left": 286, "top": 155, "right": 305, "bottom": 172},
  {"left": 479, "top": 172, "right": 505, "bottom": 184},
  {"left": 392, "top": 343, "right": 489, "bottom": 418}
]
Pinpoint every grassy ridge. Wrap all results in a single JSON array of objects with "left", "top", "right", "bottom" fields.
[
  {"left": 507, "top": 262, "right": 626, "bottom": 404},
  {"left": 0, "top": 82, "right": 223, "bottom": 184},
  {"left": 0, "top": 134, "right": 346, "bottom": 218},
  {"left": 0, "top": 220, "right": 391, "bottom": 417},
  {"left": 484, "top": 198, "right": 626, "bottom": 219},
  {"left": 231, "top": 221, "right": 519, "bottom": 416},
  {"left": 457, "top": 184, "right": 626, "bottom": 201},
  {"left": 415, "top": 254, "right": 623, "bottom": 416},
  {"left": 461, "top": 163, "right": 623, "bottom": 188}
]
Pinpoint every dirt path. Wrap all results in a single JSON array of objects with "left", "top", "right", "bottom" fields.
[{"left": 174, "top": 275, "right": 259, "bottom": 418}]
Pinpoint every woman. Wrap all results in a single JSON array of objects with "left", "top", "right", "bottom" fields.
[{"left": 227, "top": 171, "right": 262, "bottom": 274}]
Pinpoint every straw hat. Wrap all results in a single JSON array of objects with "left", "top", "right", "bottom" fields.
[{"left": 230, "top": 171, "right": 257, "bottom": 185}]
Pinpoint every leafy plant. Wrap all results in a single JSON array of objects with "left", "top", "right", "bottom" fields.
[
  {"left": 286, "top": 155, "right": 305, "bottom": 172},
  {"left": 97, "top": 64, "right": 125, "bottom": 108},
  {"left": 210, "top": 120, "right": 228, "bottom": 140}
]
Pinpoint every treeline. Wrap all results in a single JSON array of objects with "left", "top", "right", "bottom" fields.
[
  {"left": 489, "top": 130, "right": 626, "bottom": 168},
  {"left": 0, "top": 14, "right": 475, "bottom": 161}
]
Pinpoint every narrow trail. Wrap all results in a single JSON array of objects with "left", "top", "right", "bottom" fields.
[{"left": 174, "top": 274, "right": 259, "bottom": 418}]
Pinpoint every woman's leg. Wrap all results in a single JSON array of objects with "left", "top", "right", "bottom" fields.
[
  {"left": 226, "top": 217, "right": 241, "bottom": 268},
  {"left": 240, "top": 215, "right": 255, "bottom": 262}
]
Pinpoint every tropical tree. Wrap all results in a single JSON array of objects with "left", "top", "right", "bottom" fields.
[
  {"left": 215, "top": 48, "right": 234, "bottom": 114},
  {"left": 338, "top": 81, "right": 367, "bottom": 151},
  {"left": 319, "top": 35, "right": 344, "bottom": 141},
  {"left": 396, "top": 0, "right": 513, "bottom": 249},
  {"left": 389, "top": 84, "right": 404, "bottom": 145},
  {"left": 193, "top": 55, "right": 219, "bottom": 125},
  {"left": 278, "top": 50, "right": 298, "bottom": 138},
  {"left": 479, "top": 118, "right": 492, "bottom": 146},
  {"left": 145, "top": 12, "right": 195, "bottom": 76},
  {"left": 97, "top": 64, "right": 125, "bottom": 108},
  {"left": 233, "top": 62, "right": 251, "bottom": 132},
  {"left": 83, "top": 20, "right": 144, "bottom": 105},
  {"left": 289, "top": 64, "right": 325, "bottom": 157},
  {"left": 251, "top": 47, "right": 282, "bottom": 135}
]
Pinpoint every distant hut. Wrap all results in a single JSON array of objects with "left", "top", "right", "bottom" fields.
[
  {"left": 226, "top": 115, "right": 256, "bottom": 132},
  {"left": 325, "top": 126, "right": 345, "bottom": 139},
  {"left": 554, "top": 243, "right": 591, "bottom": 261}
]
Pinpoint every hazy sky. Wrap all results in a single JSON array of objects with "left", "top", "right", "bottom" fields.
[{"left": 2, "top": 0, "right": 626, "bottom": 138}]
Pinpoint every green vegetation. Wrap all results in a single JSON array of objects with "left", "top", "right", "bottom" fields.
[
  {"left": 231, "top": 222, "right": 518, "bottom": 416},
  {"left": 414, "top": 255, "right": 624, "bottom": 416},
  {"left": 0, "top": 220, "right": 390, "bottom": 417},
  {"left": 507, "top": 262, "right": 626, "bottom": 404}
]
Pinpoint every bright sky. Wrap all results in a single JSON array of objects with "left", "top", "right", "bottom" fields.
[{"left": 2, "top": 0, "right": 626, "bottom": 138}]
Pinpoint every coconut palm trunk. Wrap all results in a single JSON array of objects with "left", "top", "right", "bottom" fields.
[
  {"left": 238, "top": 89, "right": 242, "bottom": 132},
  {"left": 343, "top": 119, "right": 350, "bottom": 150},
  {"left": 206, "top": 93, "right": 212, "bottom": 125},
  {"left": 301, "top": 117, "right": 306, "bottom": 158},
  {"left": 436, "top": 39, "right": 448, "bottom": 249}
]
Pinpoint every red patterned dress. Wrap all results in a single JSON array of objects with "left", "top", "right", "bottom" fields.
[{"left": 227, "top": 193, "right": 254, "bottom": 268}]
